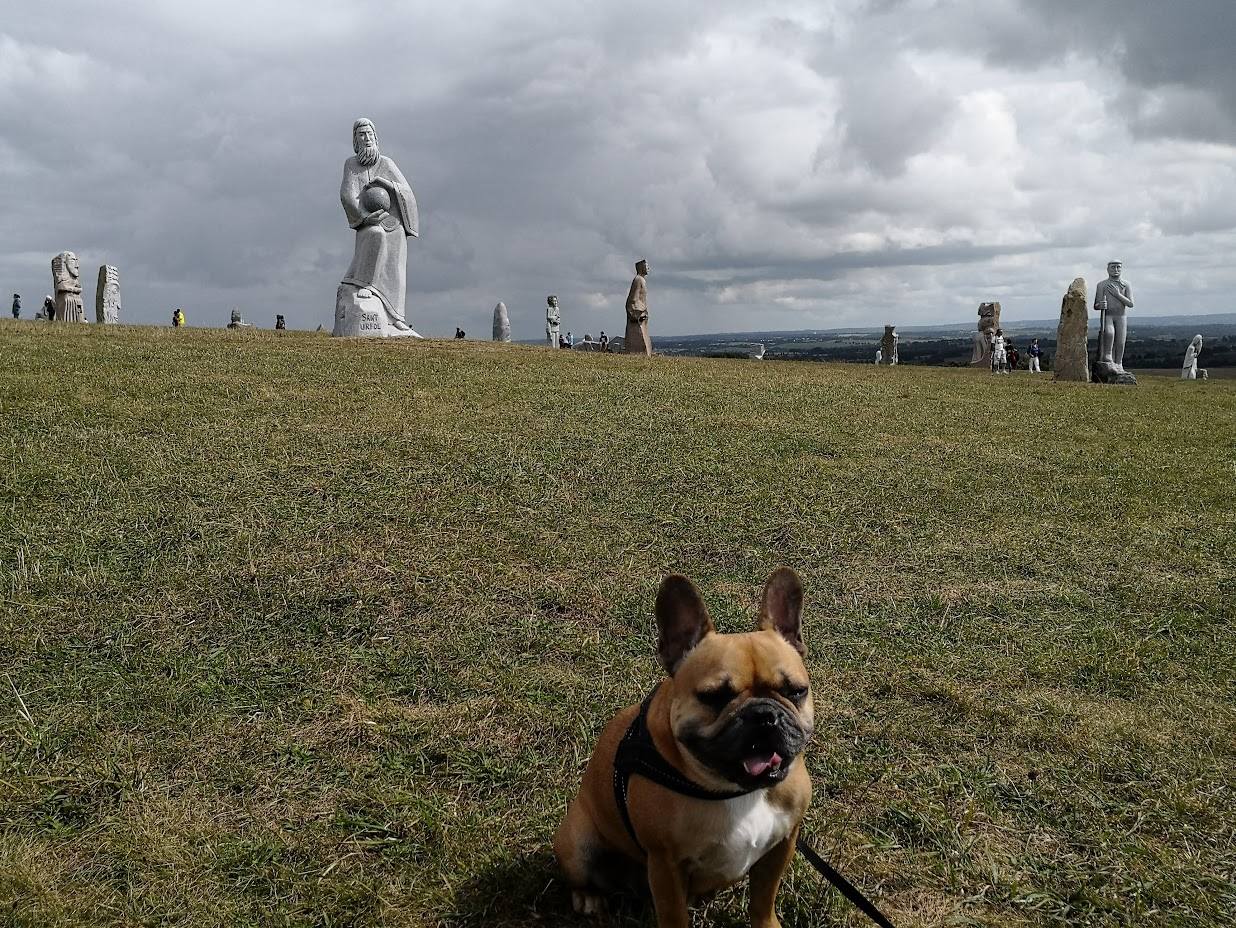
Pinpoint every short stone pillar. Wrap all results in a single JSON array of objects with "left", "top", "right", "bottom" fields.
[
  {"left": 493, "top": 302, "right": 511, "bottom": 342},
  {"left": 95, "top": 266, "right": 121, "bottom": 324},
  {"left": 879, "top": 325, "right": 898, "bottom": 365},
  {"left": 1054, "top": 278, "right": 1090, "bottom": 382}
]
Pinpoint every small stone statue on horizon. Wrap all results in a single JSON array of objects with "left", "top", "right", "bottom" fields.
[
  {"left": 546, "top": 295, "right": 561, "bottom": 348},
  {"left": 1181, "top": 335, "right": 1203, "bottom": 380},
  {"left": 335, "top": 118, "right": 421, "bottom": 338},
  {"left": 624, "top": 259, "right": 652, "bottom": 355},
  {"left": 96, "top": 265, "right": 121, "bottom": 324},
  {"left": 1093, "top": 260, "right": 1136, "bottom": 385},
  {"left": 879, "top": 325, "right": 898, "bottom": 366},
  {"left": 51, "top": 252, "right": 85, "bottom": 322},
  {"left": 970, "top": 302, "right": 1000, "bottom": 368},
  {"left": 493, "top": 301, "right": 511, "bottom": 342},
  {"left": 227, "top": 308, "right": 253, "bottom": 329}
]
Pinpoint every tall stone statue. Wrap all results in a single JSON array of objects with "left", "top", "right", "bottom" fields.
[
  {"left": 879, "top": 325, "right": 898, "bottom": 366},
  {"left": 95, "top": 266, "right": 121, "bottom": 324},
  {"left": 1182, "top": 335, "right": 1203, "bottom": 380},
  {"left": 624, "top": 259, "right": 652, "bottom": 355},
  {"left": 1092, "top": 260, "right": 1136, "bottom": 385},
  {"left": 334, "top": 118, "right": 421, "bottom": 338},
  {"left": 51, "top": 252, "right": 85, "bottom": 322},
  {"left": 546, "top": 296, "right": 561, "bottom": 348},
  {"left": 970, "top": 302, "right": 1001, "bottom": 368},
  {"left": 493, "top": 301, "right": 511, "bottom": 342}
]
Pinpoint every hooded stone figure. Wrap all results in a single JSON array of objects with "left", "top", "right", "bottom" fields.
[{"left": 339, "top": 118, "right": 419, "bottom": 331}]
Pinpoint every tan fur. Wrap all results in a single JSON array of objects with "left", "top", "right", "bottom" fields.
[{"left": 554, "top": 568, "right": 814, "bottom": 928}]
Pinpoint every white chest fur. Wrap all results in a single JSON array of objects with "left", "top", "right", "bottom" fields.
[{"left": 688, "top": 790, "right": 796, "bottom": 890}]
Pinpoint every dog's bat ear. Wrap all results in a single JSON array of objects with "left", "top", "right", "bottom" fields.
[
  {"left": 656, "top": 575, "right": 715, "bottom": 675},
  {"left": 757, "top": 567, "right": 806, "bottom": 656}
]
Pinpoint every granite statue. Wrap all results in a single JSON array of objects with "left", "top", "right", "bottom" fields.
[
  {"left": 493, "top": 301, "right": 511, "bottom": 342},
  {"left": 334, "top": 118, "right": 421, "bottom": 338},
  {"left": 749, "top": 343, "right": 765, "bottom": 360},
  {"left": 970, "top": 302, "right": 1001, "bottom": 368},
  {"left": 546, "top": 296, "right": 561, "bottom": 348},
  {"left": 879, "top": 325, "right": 898, "bottom": 366},
  {"left": 1181, "top": 335, "right": 1203, "bottom": 380},
  {"left": 1092, "top": 261, "right": 1136, "bottom": 385},
  {"left": 624, "top": 259, "right": 652, "bottom": 355},
  {"left": 1053, "top": 278, "right": 1089, "bottom": 381},
  {"left": 51, "top": 252, "right": 85, "bottom": 322},
  {"left": 95, "top": 266, "right": 120, "bottom": 324}
]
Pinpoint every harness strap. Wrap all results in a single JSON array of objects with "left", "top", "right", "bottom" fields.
[{"left": 612, "top": 683, "right": 751, "bottom": 848}]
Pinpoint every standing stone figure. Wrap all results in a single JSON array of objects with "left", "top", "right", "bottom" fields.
[
  {"left": 493, "top": 301, "right": 511, "bottom": 342},
  {"left": 95, "top": 266, "right": 121, "bottom": 324},
  {"left": 1092, "top": 261, "right": 1136, "bottom": 385},
  {"left": 1054, "top": 278, "right": 1089, "bottom": 382},
  {"left": 624, "top": 259, "right": 652, "bottom": 355},
  {"left": 1181, "top": 335, "right": 1203, "bottom": 380},
  {"left": 970, "top": 302, "right": 1001, "bottom": 368},
  {"left": 879, "top": 325, "right": 898, "bottom": 366},
  {"left": 334, "top": 118, "right": 421, "bottom": 338},
  {"left": 546, "top": 296, "right": 561, "bottom": 348},
  {"left": 51, "top": 252, "right": 85, "bottom": 322}
]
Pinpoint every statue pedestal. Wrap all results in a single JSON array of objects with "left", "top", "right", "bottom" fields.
[
  {"left": 1092, "top": 361, "right": 1137, "bottom": 386},
  {"left": 333, "top": 285, "right": 421, "bottom": 338}
]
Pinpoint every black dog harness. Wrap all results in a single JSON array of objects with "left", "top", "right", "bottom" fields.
[{"left": 611, "top": 683, "right": 751, "bottom": 849}]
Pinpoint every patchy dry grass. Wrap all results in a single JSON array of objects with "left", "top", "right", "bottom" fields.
[{"left": 1, "top": 320, "right": 1233, "bottom": 927}]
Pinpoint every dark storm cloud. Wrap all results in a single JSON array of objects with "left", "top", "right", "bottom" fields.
[{"left": 2, "top": 1, "right": 1236, "bottom": 338}]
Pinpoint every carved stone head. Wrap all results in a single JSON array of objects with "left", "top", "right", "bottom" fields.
[
  {"left": 547, "top": 295, "right": 558, "bottom": 307},
  {"left": 353, "top": 118, "right": 380, "bottom": 167},
  {"left": 635, "top": 259, "right": 649, "bottom": 276},
  {"left": 51, "top": 251, "right": 80, "bottom": 284},
  {"left": 1107, "top": 261, "right": 1122, "bottom": 279}
]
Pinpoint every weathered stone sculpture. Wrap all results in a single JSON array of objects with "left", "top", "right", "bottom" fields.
[
  {"left": 51, "top": 252, "right": 85, "bottom": 322},
  {"left": 546, "top": 296, "right": 561, "bottom": 348},
  {"left": 970, "top": 302, "right": 1001, "bottom": 368},
  {"left": 1182, "top": 335, "right": 1203, "bottom": 380},
  {"left": 493, "top": 302, "right": 511, "bottom": 342},
  {"left": 749, "top": 343, "right": 765, "bottom": 361},
  {"left": 227, "top": 308, "right": 253, "bottom": 329},
  {"left": 1092, "top": 261, "right": 1136, "bottom": 385},
  {"left": 1054, "top": 278, "right": 1090, "bottom": 381},
  {"left": 879, "top": 325, "right": 898, "bottom": 365},
  {"left": 95, "top": 266, "right": 121, "bottom": 324},
  {"left": 624, "top": 259, "right": 652, "bottom": 355},
  {"left": 334, "top": 118, "right": 421, "bottom": 338}
]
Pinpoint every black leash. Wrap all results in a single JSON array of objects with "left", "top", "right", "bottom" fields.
[
  {"left": 795, "top": 832, "right": 897, "bottom": 928},
  {"left": 610, "top": 684, "right": 897, "bottom": 927}
]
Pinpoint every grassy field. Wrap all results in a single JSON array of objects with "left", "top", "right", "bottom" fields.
[{"left": 1, "top": 320, "right": 1233, "bottom": 928}]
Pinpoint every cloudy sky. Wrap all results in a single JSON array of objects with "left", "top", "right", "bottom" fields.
[{"left": 3, "top": 0, "right": 1235, "bottom": 337}]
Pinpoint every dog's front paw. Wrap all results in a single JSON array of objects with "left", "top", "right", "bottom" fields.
[{"left": 571, "top": 889, "right": 604, "bottom": 916}]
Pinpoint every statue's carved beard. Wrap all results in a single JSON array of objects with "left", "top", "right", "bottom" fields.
[{"left": 357, "top": 142, "right": 380, "bottom": 167}]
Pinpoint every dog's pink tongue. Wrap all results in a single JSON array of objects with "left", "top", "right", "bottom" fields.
[{"left": 744, "top": 752, "right": 783, "bottom": 777}]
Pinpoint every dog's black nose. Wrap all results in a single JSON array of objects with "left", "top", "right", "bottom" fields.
[{"left": 746, "top": 700, "right": 784, "bottom": 728}]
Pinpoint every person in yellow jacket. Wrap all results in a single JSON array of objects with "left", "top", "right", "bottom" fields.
[{"left": 172, "top": 308, "right": 186, "bottom": 327}]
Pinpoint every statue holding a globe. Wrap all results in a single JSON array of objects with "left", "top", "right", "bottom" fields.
[{"left": 334, "top": 118, "right": 421, "bottom": 337}]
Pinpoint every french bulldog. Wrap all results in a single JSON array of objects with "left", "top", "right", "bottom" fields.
[{"left": 554, "top": 567, "right": 814, "bottom": 928}]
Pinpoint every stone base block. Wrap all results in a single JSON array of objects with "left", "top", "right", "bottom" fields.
[
  {"left": 1092, "top": 361, "right": 1137, "bottom": 385},
  {"left": 333, "top": 285, "right": 422, "bottom": 338}
]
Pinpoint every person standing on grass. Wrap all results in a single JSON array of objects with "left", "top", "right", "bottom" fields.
[
  {"left": 172, "top": 308, "right": 185, "bottom": 327},
  {"left": 599, "top": 331, "right": 608, "bottom": 352},
  {"left": 11, "top": 294, "right": 19, "bottom": 319},
  {"left": 991, "top": 328, "right": 1008, "bottom": 374},
  {"left": 1008, "top": 344, "right": 1019, "bottom": 370},
  {"left": 1028, "top": 338, "right": 1043, "bottom": 373}
]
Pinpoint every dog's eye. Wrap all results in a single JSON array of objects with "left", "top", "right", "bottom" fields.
[
  {"left": 697, "top": 684, "right": 737, "bottom": 711},
  {"left": 783, "top": 686, "right": 808, "bottom": 703}
]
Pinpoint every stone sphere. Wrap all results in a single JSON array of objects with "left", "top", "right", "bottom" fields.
[{"left": 361, "top": 185, "right": 390, "bottom": 213}]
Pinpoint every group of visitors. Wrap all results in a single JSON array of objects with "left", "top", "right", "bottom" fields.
[{"left": 990, "top": 330, "right": 1045, "bottom": 373}]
